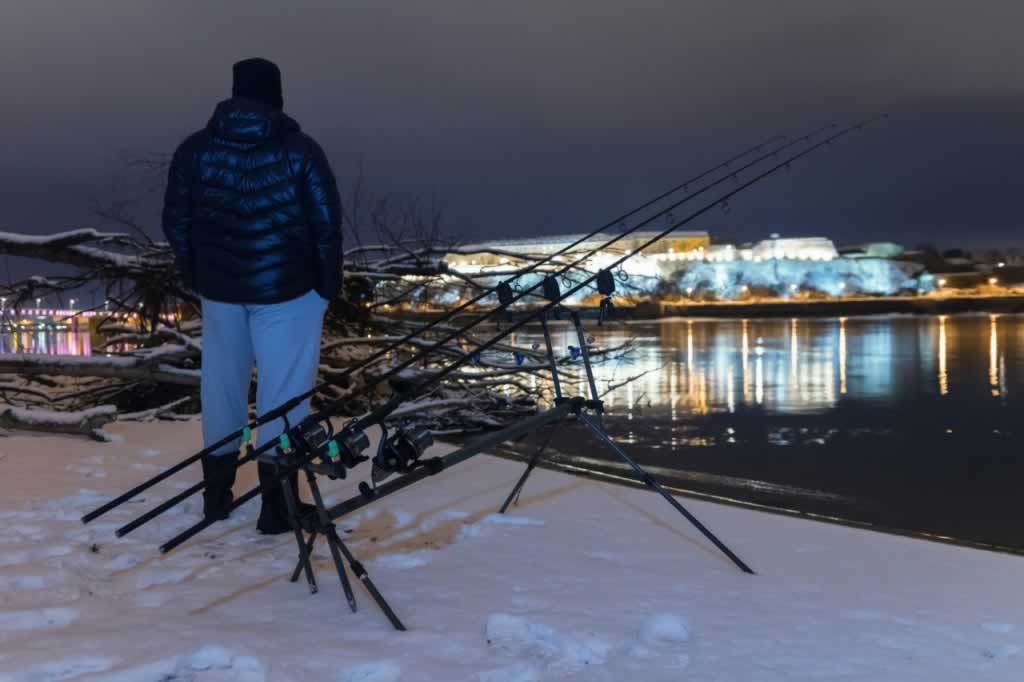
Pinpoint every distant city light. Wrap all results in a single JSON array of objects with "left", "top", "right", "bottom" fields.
[
  {"left": 989, "top": 277, "right": 999, "bottom": 285},
  {"left": 998, "top": 262, "right": 1006, "bottom": 268},
  {"left": 938, "top": 278, "right": 947, "bottom": 287}
]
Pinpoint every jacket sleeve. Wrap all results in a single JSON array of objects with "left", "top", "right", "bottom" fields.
[
  {"left": 161, "top": 142, "right": 196, "bottom": 290},
  {"left": 300, "top": 137, "right": 343, "bottom": 301}
]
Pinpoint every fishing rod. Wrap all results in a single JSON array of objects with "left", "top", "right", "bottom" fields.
[
  {"left": 110, "top": 127, "right": 833, "bottom": 540},
  {"left": 157, "top": 117, "right": 881, "bottom": 554},
  {"left": 338, "top": 118, "right": 879, "bottom": 433},
  {"left": 110, "top": 125, "right": 840, "bottom": 539},
  {"left": 81, "top": 134, "right": 785, "bottom": 526}
]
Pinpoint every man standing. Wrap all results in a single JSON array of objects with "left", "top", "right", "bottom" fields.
[{"left": 162, "top": 58, "right": 342, "bottom": 534}]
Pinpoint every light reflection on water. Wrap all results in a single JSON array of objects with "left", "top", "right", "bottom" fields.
[
  {"left": 507, "top": 313, "right": 1024, "bottom": 549},
  {"left": 0, "top": 330, "right": 92, "bottom": 355},
  {"left": 514, "top": 313, "right": 1017, "bottom": 418}
]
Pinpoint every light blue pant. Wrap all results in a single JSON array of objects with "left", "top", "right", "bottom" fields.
[{"left": 201, "top": 290, "right": 327, "bottom": 456}]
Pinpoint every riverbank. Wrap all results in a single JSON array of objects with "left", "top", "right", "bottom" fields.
[{"left": 1, "top": 420, "right": 1021, "bottom": 680}]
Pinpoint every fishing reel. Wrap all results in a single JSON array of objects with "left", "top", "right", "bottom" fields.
[
  {"left": 371, "top": 424, "right": 435, "bottom": 484},
  {"left": 295, "top": 422, "right": 371, "bottom": 479}
]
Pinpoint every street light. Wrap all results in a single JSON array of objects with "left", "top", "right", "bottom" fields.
[
  {"left": 36, "top": 297, "right": 42, "bottom": 309},
  {"left": 989, "top": 277, "right": 999, "bottom": 286},
  {"left": 70, "top": 298, "right": 76, "bottom": 311}
]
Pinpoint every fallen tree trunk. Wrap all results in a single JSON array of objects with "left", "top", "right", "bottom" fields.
[
  {"left": 0, "top": 404, "right": 118, "bottom": 441},
  {"left": 0, "top": 354, "right": 200, "bottom": 387}
]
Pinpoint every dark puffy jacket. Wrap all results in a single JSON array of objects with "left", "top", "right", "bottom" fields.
[{"left": 162, "top": 97, "right": 342, "bottom": 304}]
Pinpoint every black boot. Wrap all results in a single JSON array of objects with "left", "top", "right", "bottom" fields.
[
  {"left": 200, "top": 452, "right": 238, "bottom": 522},
  {"left": 256, "top": 461, "right": 316, "bottom": 535}
]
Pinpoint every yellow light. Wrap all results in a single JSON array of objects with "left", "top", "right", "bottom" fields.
[
  {"left": 989, "top": 277, "right": 999, "bottom": 285},
  {"left": 938, "top": 278, "right": 947, "bottom": 286}
]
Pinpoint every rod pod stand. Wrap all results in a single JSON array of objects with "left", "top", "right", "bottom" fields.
[
  {"left": 496, "top": 286, "right": 756, "bottom": 575},
  {"left": 264, "top": 430, "right": 407, "bottom": 631}
]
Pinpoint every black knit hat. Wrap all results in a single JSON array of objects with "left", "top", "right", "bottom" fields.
[{"left": 232, "top": 58, "right": 283, "bottom": 109}]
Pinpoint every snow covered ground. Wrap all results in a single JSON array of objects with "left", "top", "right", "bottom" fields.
[{"left": 1, "top": 420, "right": 1022, "bottom": 681}]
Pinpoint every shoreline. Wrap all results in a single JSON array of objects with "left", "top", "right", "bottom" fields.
[{"left": 400, "top": 292, "right": 1024, "bottom": 323}]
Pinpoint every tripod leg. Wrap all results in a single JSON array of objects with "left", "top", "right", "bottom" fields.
[
  {"left": 305, "top": 472, "right": 357, "bottom": 612},
  {"left": 328, "top": 529, "right": 407, "bottom": 631},
  {"left": 278, "top": 465, "right": 319, "bottom": 593},
  {"left": 499, "top": 417, "right": 562, "bottom": 514},
  {"left": 577, "top": 412, "right": 756, "bottom": 575},
  {"left": 290, "top": 531, "right": 318, "bottom": 583}
]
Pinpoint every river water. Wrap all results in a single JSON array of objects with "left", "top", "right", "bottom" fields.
[
  {"left": 5, "top": 316, "right": 1022, "bottom": 550},
  {"left": 503, "top": 313, "right": 1024, "bottom": 551}
]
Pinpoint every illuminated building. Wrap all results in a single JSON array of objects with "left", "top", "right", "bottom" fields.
[{"left": 444, "top": 230, "right": 710, "bottom": 275}]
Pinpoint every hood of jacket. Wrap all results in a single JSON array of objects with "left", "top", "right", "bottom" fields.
[{"left": 206, "top": 97, "right": 300, "bottom": 144}]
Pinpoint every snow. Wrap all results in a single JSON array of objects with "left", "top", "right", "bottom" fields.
[
  {"left": 0, "top": 404, "right": 116, "bottom": 427},
  {"left": 0, "top": 420, "right": 1022, "bottom": 680},
  {"left": 676, "top": 257, "right": 927, "bottom": 298},
  {"left": 0, "top": 228, "right": 124, "bottom": 246}
]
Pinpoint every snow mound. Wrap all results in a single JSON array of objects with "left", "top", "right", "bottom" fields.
[
  {"left": 96, "top": 646, "right": 266, "bottom": 682},
  {"left": 485, "top": 614, "right": 609, "bottom": 673},
  {"left": 638, "top": 613, "right": 690, "bottom": 645},
  {"left": 339, "top": 660, "right": 401, "bottom": 682}
]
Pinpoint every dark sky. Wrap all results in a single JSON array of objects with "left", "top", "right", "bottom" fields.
[{"left": 1, "top": 1, "right": 1021, "bottom": 252}]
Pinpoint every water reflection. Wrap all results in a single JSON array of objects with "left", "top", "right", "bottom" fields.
[
  {"left": 938, "top": 315, "right": 948, "bottom": 395},
  {"left": 0, "top": 331, "right": 92, "bottom": 355},
  {"left": 516, "top": 313, "right": 1024, "bottom": 417}
]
